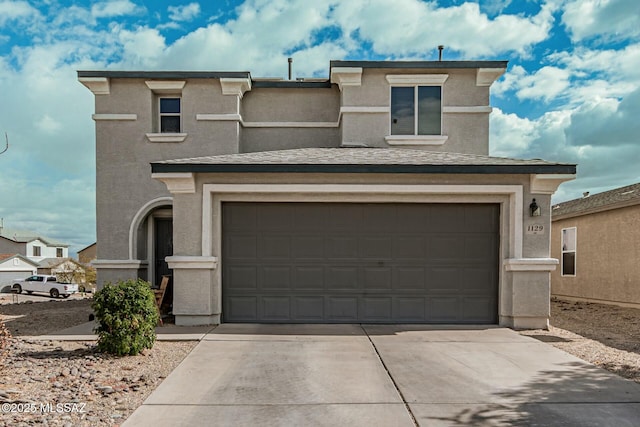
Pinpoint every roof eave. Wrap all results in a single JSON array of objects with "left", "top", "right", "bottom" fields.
[
  {"left": 151, "top": 163, "right": 576, "bottom": 175},
  {"left": 553, "top": 197, "right": 640, "bottom": 221}
]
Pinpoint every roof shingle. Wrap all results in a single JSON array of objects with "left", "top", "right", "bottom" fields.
[{"left": 552, "top": 182, "right": 640, "bottom": 219}]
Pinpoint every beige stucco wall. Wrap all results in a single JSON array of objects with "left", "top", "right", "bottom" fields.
[
  {"left": 339, "top": 69, "right": 491, "bottom": 153},
  {"left": 551, "top": 204, "right": 640, "bottom": 307}
]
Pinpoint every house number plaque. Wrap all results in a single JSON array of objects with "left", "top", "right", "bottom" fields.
[{"left": 526, "top": 224, "right": 545, "bottom": 235}]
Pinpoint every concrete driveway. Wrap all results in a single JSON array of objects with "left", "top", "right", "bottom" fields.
[{"left": 124, "top": 325, "right": 640, "bottom": 426}]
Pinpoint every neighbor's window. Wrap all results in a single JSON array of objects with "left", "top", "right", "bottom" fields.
[
  {"left": 159, "top": 97, "right": 181, "bottom": 133},
  {"left": 33, "top": 246, "right": 41, "bottom": 257},
  {"left": 391, "top": 86, "right": 442, "bottom": 135},
  {"left": 56, "top": 248, "right": 63, "bottom": 257},
  {"left": 561, "top": 227, "right": 576, "bottom": 276}
]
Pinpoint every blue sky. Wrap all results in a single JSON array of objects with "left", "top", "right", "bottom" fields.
[{"left": 0, "top": 0, "right": 639, "bottom": 256}]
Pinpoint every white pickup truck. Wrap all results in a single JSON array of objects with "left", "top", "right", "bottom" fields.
[{"left": 12, "top": 274, "right": 79, "bottom": 298}]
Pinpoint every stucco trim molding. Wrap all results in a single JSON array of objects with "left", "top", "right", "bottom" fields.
[
  {"left": 476, "top": 68, "right": 506, "bottom": 86},
  {"left": 128, "top": 196, "right": 173, "bottom": 260},
  {"left": 92, "top": 114, "right": 137, "bottom": 121},
  {"left": 385, "top": 74, "right": 449, "bottom": 85},
  {"left": 166, "top": 256, "right": 218, "bottom": 269},
  {"left": 145, "top": 133, "right": 188, "bottom": 143},
  {"left": 340, "top": 106, "right": 390, "bottom": 114},
  {"left": 385, "top": 135, "right": 448, "bottom": 145},
  {"left": 92, "top": 259, "right": 148, "bottom": 269},
  {"left": 530, "top": 174, "right": 576, "bottom": 195},
  {"left": 145, "top": 80, "right": 186, "bottom": 93},
  {"left": 442, "top": 106, "right": 493, "bottom": 114},
  {"left": 503, "top": 258, "right": 558, "bottom": 272},
  {"left": 79, "top": 77, "right": 110, "bottom": 95},
  {"left": 330, "top": 67, "right": 363, "bottom": 90},
  {"left": 220, "top": 78, "right": 252, "bottom": 98},
  {"left": 196, "top": 114, "right": 242, "bottom": 121},
  {"left": 152, "top": 173, "right": 195, "bottom": 194},
  {"left": 242, "top": 121, "right": 337, "bottom": 128}
]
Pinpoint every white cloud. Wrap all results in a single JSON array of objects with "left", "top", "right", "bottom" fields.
[
  {"left": 562, "top": 0, "right": 640, "bottom": 42},
  {"left": 331, "top": 0, "right": 556, "bottom": 58},
  {"left": 0, "top": 0, "right": 39, "bottom": 27},
  {"left": 36, "top": 114, "right": 62, "bottom": 134},
  {"left": 515, "top": 66, "right": 571, "bottom": 102},
  {"left": 168, "top": 3, "right": 201, "bottom": 22},
  {"left": 91, "top": 0, "right": 143, "bottom": 19}
]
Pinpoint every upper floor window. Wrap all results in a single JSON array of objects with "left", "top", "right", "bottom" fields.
[
  {"left": 33, "top": 246, "right": 41, "bottom": 257},
  {"left": 56, "top": 248, "right": 63, "bottom": 257},
  {"left": 391, "top": 86, "right": 441, "bottom": 135},
  {"left": 160, "top": 97, "right": 181, "bottom": 133},
  {"left": 385, "top": 74, "right": 448, "bottom": 146},
  {"left": 561, "top": 227, "right": 576, "bottom": 276}
]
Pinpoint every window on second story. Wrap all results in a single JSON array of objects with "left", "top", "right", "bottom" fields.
[
  {"left": 159, "top": 97, "right": 181, "bottom": 133},
  {"left": 391, "top": 86, "right": 441, "bottom": 136},
  {"left": 33, "top": 246, "right": 41, "bottom": 257},
  {"left": 56, "top": 248, "right": 63, "bottom": 257}
]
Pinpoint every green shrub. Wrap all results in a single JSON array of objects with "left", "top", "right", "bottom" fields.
[{"left": 92, "top": 279, "right": 159, "bottom": 356}]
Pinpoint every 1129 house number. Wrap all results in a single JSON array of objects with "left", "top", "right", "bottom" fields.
[{"left": 526, "top": 224, "right": 545, "bottom": 235}]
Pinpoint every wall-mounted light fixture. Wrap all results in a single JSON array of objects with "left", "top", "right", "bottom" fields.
[{"left": 530, "top": 198, "right": 541, "bottom": 217}]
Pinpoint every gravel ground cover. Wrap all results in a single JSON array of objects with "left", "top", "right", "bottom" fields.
[{"left": 0, "top": 295, "right": 638, "bottom": 426}]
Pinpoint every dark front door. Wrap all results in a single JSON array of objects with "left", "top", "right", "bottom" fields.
[
  {"left": 222, "top": 202, "right": 499, "bottom": 324},
  {"left": 154, "top": 218, "right": 173, "bottom": 287}
]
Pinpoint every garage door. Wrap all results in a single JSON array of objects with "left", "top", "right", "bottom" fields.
[
  {"left": 0, "top": 271, "right": 33, "bottom": 291},
  {"left": 222, "top": 202, "right": 499, "bottom": 323}
]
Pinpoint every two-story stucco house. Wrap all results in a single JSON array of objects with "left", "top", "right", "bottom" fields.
[
  {"left": 79, "top": 60, "right": 575, "bottom": 328},
  {"left": 0, "top": 227, "right": 69, "bottom": 263}
]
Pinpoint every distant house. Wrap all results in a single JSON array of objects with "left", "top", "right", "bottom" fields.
[
  {"left": 78, "top": 242, "right": 97, "bottom": 265},
  {"left": 37, "top": 257, "right": 87, "bottom": 283},
  {"left": 551, "top": 182, "right": 640, "bottom": 308},
  {"left": 0, "top": 254, "right": 38, "bottom": 292},
  {"left": 0, "top": 228, "right": 69, "bottom": 263}
]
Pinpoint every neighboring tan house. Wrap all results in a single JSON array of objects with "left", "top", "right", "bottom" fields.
[
  {"left": 0, "top": 228, "right": 69, "bottom": 263},
  {"left": 79, "top": 60, "right": 576, "bottom": 328},
  {"left": 0, "top": 254, "right": 38, "bottom": 292},
  {"left": 78, "top": 242, "right": 97, "bottom": 265},
  {"left": 37, "top": 258, "right": 88, "bottom": 285},
  {"left": 551, "top": 182, "right": 640, "bottom": 308}
]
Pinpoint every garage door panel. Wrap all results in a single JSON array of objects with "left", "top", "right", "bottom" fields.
[
  {"left": 227, "top": 297, "right": 258, "bottom": 321},
  {"left": 327, "top": 297, "right": 359, "bottom": 321},
  {"left": 429, "top": 297, "right": 460, "bottom": 321},
  {"left": 360, "top": 236, "right": 393, "bottom": 259},
  {"left": 293, "top": 297, "right": 325, "bottom": 321},
  {"left": 326, "top": 267, "right": 359, "bottom": 290},
  {"left": 262, "top": 297, "right": 291, "bottom": 321},
  {"left": 292, "top": 267, "right": 325, "bottom": 290},
  {"left": 394, "top": 297, "right": 426, "bottom": 321},
  {"left": 258, "top": 236, "right": 291, "bottom": 259},
  {"left": 362, "top": 297, "right": 393, "bottom": 321},
  {"left": 261, "top": 266, "right": 291, "bottom": 290},
  {"left": 363, "top": 267, "right": 392, "bottom": 290},
  {"left": 292, "top": 236, "right": 325, "bottom": 259},
  {"left": 227, "top": 235, "right": 257, "bottom": 259},
  {"left": 394, "top": 267, "right": 426, "bottom": 290},
  {"left": 223, "top": 202, "right": 498, "bottom": 324},
  {"left": 227, "top": 266, "right": 257, "bottom": 289},
  {"left": 326, "top": 236, "right": 358, "bottom": 259},
  {"left": 393, "top": 237, "right": 426, "bottom": 259}
]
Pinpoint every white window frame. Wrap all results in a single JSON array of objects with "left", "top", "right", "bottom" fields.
[
  {"left": 159, "top": 97, "right": 182, "bottom": 133},
  {"left": 561, "top": 227, "right": 577, "bottom": 277},
  {"left": 385, "top": 74, "right": 448, "bottom": 146},
  {"left": 145, "top": 80, "right": 187, "bottom": 143},
  {"left": 33, "top": 246, "right": 41, "bottom": 257}
]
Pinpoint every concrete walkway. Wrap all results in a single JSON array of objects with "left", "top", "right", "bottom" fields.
[{"left": 122, "top": 324, "right": 640, "bottom": 426}]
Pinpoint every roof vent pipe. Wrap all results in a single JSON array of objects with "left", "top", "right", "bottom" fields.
[
  {"left": 288, "top": 57, "right": 293, "bottom": 80},
  {"left": 438, "top": 45, "right": 444, "bottom": 61}
]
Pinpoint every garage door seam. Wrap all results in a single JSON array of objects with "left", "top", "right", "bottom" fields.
[{"left": 361, "top": 325, "right": 418, "bottom": 427}]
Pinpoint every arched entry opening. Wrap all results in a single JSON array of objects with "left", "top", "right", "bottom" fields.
[{"left": 130, "top": 198, "right": 173, "bottom": 311}]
